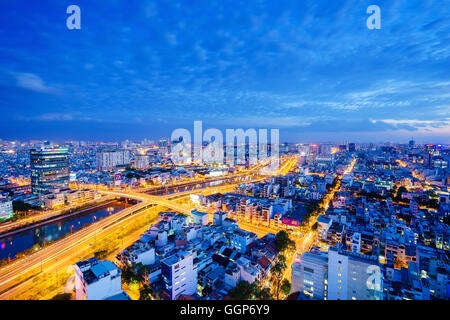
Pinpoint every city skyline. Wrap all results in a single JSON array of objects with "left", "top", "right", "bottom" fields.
[
  {"left": 0, "top": 0, "right": 449, "bottom": 142},
  {"left": 0, "top": 0, "right": 448, "bottom": 304},
  {"left": 0, "top": 137, "right": 448, "bottom": 146}
]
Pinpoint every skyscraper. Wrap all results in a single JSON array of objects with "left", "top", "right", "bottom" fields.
[
  {"left": 159, "top": 138, "right": 170, "bottom": 155},
  {"left": 134, "top": 154, "right": 149, "bottom": 170},
  {"left": 423, "top": 144, "right": 435, "bottom": 168},
  {"left": 30, "top": 147, "right": 69, "bottom": 195},
  {"left": 96, "top": 149, "right": 130, "bottom": 171},
  {"left": 291, "top": 251, "right": 328, "bottom": 299},
  {"left": 327, "top": 246, "right": 383, "bottom": 300},
  {"left": 348, "top": 143, "right": 356, "bottom": 153}
]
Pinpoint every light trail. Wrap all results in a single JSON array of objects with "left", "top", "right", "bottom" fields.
[{"left": 0, "top": 156, "right": 297, "bottom": 299}]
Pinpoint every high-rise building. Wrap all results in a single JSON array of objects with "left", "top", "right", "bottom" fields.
[
  {"left": 319, "top": 144, "right": 332, "bottom": 155},
  {"left": 348, "top": 143, "right": 356, "bottom": 153},
  {"left": 159, "top": 138, "right": 170, "bottom": 155},
  {"left": 327, "top": 246, "right": 383, "bottom": 300},
  {"left": 134, "top": 154, "right": 149, "bottom": 170},
  {"left": 30, "top": 147, "right": 69, "bottom": 195},
  {"left": 96, "top": 149, "right": 130, "bottom": 171},
  {"left": 291, "top": 251, "right": 328, "bottom": 299},
  {"left": 161, "top": 251, "right": 198, "bottom": 300},
  {"left": 309, "top": 144, "right": 319, "bottom": 155}
]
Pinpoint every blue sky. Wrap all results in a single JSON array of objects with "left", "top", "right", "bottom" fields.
[{"left": 0, "top": 0, "right": 449, "bottom": 143}]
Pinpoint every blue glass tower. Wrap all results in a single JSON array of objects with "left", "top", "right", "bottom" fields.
[{"left": 30, "top": 147, "right": 69, "bottom": 195}]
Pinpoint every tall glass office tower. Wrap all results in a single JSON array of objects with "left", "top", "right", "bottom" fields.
[{"left": 30, "top": 147, "right": 69, "bottom": 195}]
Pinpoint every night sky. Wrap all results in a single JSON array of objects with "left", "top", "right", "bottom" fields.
[{"left": 0, "top": 0, "right": 449, "bottom": 142}]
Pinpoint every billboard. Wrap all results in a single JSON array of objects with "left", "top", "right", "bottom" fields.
[
  {"left": 282, "top": 217, "right": 300, "bottom": 227},
  {"left": 114, "top": 172, "right": 122, "bottom": 186}
]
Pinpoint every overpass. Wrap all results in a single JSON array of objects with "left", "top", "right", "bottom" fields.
[
  {"left": 0, "top": 156, "right": 298, "bottom": 299},
  {"left": 91, "top": 155, "right": 298, "bottom": 213}
]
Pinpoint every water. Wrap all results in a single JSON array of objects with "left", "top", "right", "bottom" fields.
[{"left": 0, "top": 200, "right": 132, "bottom": 261}]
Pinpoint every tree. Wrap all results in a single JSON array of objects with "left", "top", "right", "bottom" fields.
[
  {"left": 428, "top": 190, "right": 438, "bottom": 199},
  {"left": 305, "top": 201, "right": 320, "bottom": 214},
  {"left": 270, "top": 255, "right": 287, "bottom": 300},
  {"left": 253, "top": 286, "right": 271, "bottom": 300},
  {"left": 121, "top": 267, "right": 139, "bottom": 284},
  {"left": 135, "top": 262, "right": 148, "bottom": 284},
  {"left": 275, "top": 230, "right": 296, "bottom": 253},
  {"left": 394, "top": 186, "right": 407, "bottom": 201},
  {"left": 229, "top": 280, "right": 270, "bottom": 300},
  {"left": 12, "top": 200, "right": 32, "bottom": 212},
  {"left": 51, "top": 292, "right": 72, "bottom": 300},
  {"left": 94, "top": 250, "right": 108, "bottom": 260},
  {"left": 139, "top": 284, "right": 153, "bottom": 300},
  {"left": 229, "top": 281, "right": 254, "bottom": 300},
  {"left": 280, "top": 279, "right": 291, "bottom": 297}
]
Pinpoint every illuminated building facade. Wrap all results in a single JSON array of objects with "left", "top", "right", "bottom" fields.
[
  {"left": 328, "top": 246, "right": 383, "bottom": 300},
  {"left": 161, "top": 250, "right": 197, "bottom": 300},
  {"left": 0, "top": 200, "right": 13, "bottom": 221},
  {"left": 96, "top": 149, "right": 130, "bottom": 171},
  {"left": 30, "top": 147, "right": 69, "bottom": 195},
  {"left": 291, "top": 251, "right": 328, "bottom": 300}
]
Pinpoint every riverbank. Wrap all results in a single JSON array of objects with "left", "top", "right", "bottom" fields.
[{"left": 0, "top": 200, "right": 134, "bottom": 262}]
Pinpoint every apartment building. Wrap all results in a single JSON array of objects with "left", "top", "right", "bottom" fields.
[
  {"left": 161, "top": 250, "right": 198, "bottom": 300},
  {"left": 291, "top": 251, "right": 328, "bottom": 299},
  {"left": 328, "top": 246, "right": 383, "bottom": 300},
  {"left": 74, "top": 258, "right": 130, "bottom": 300}
]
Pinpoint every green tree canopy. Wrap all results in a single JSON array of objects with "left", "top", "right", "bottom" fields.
[
  {"left": 229, "top": 281, "right": 254, "bottom": 300},
  {"left": 270, "top": 255, "right": 287, "bottom": 300},
  {"left": 280, "top": 279, "right": 291, "bottom": 297},
  {"left": 139, "top": 284, "right": 153, "bottom": 300},
  {"left": 275, "top": 230, "right": 296, "bottom": 253},
  {"left": 51, "top": 293, "right": 72, "bottom": 300}
]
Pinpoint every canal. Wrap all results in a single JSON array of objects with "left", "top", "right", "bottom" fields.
[{"left": 0, "top": 199, "right": 133, "bottom": 261}]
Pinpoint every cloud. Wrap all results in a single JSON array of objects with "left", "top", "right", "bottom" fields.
[
  {"left": 165, "top": 32, "right": 177, "bottom": 46},
  {"left": 34, "top": 113, "right": 74, "bottom": 121},
  {"left": 1, "top": 0, "right": 449, "bottom": 141},
  {"left": 15, "top": 73, "right": 60, "bottom": 94},
  {"left": 143, "top": 1, "right": 158, "bottom": 18}
]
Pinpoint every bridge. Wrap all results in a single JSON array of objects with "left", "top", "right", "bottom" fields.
[{"left": 0, "top": 156, "right": 298, "bottom": 299}]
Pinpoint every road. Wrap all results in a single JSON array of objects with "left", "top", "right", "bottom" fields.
[
  {"left": 0, "top": 196, "right": 114, "bottom": 235},
  {"left": 280, "top": 157, "right": 356, "bottom": 299},
  {"left": 0, "top": 199, "right": 159, "bottom": 298},
  {"left": 71, "top": 156, "right": 278, "bottom": 195},
  {"left": 0, "top": 156, "right": 297, "bottom": 299}
]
